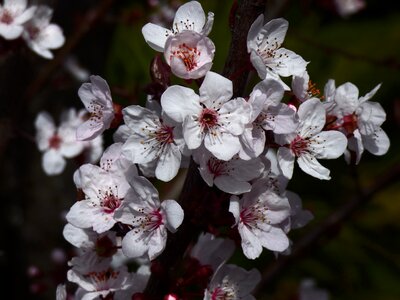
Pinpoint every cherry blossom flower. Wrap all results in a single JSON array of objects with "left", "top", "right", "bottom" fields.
[
  {"left": 247, "top": 15, "right": 308, "bottom": 89},
  {"left": 142, "top": 1, "right": 213, "bottom": 52},
  {"left": 68, "top": 254, "right": 133, "bottom": 300},
  {"left": 66, "top": 164, "right": 131, "bottom": 233},
  {"left": 291, "top": 71, "right": 324, "bottom": 103},
  {"left": 194, "top": 149, "right": 264, "bottom": 195},
  {"left": 326, "top": 82, "right": 389, "bottom": 164},
  {"left": 161, "top": 71, "right": 251, "bottom": 161},
  {"left": 0, "top": 0, "right": 36, "bottom": 40},
  {"left": 204, "top": 264, "right": 261, "bottom": 300},
  {"left": 35, "top": 111, "right": 84, "bottom": 175},
  {"left": 142, "top": 1, "right": 215, "bottom": 79},
  {"left": 276, "top": 98, "right": 347, "bottom": 180},
  {"left": 76, "top": 75, "right": 114, "bottom": 141},
  {"left": 164, "top": 30, "right": 215, "bottom": 79},
  {"left": 121, "top": 105, "right": 185, "bottom": 182},
  {"left": 100, "top": 143, "right": 138, "bottom": 179},
  {"left": 22, "top": 5, "right": 65, "bottom": 59},
  {"left": 114, "top": 175, "right": 184, "bottom": 260},
  {"left": 229, "top": 179, "right": 291, "bottom": 259}
]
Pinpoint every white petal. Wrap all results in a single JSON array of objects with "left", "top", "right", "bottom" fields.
[
  {"left": 199, "top": 71, "right": 233, "bottom": 108},
  {"left": 359, "top": 83, "right": 381, "bottom": 104},
  {"left": 173, "top": 1, "right": 206, "bottom": 33},
  {"left": 363, "top": 128, "right": 390, "bottom": 156},
  {"left": 121, "top": 230, "right": 148, "bottom": 258},
  {"left": 272, "top": 48, "right": 308, "bottom": 77},
  {"left": 358, "top": 101, "right": 386, "bottom": 135},
  {"left": 205, "top": 133, "right": 240, "bottom": 161},
  {"left": 66, "top": 200, "right": 95, "bottom": 229},
  {"left": 228, "top": 195, "right": 240, "bottom": 224},
  {"left": 250, "top": 50, "right": 267, "bottom": 79},
  {"left": 247, "top": 14, "right": 264, "bottom": 51},
  {"left": 311, "top": 130, "right": 347, "bottom": 159},
  {"left": 239, "top": 224, "right": 263, "bottom": 259},
  {"left": 161, "top": 200, "right": 184, "bottom": 233},
  {"left": 62, "top": 224, "right": 96, "bottom": 249},
  {"left": 258, "top": 226, "right": 289, "bottom": 252},
  {"left": 183, "top": 116, "right": 203, "bottom": 149},
  {"left": 42, "top": 150, "right": 66, "bottom": 175},
  {"left": 277, "top": 147, "right": 295, "bottom": 179},
  {"left": 334, "top": 82, "right": 359, "bottom": 115},
  {"left": 215, "top": 175, "right": 251, "bottom": 195},
  {"left": 219, "top": 98, "right": 251, "bottom": 135},
  {"left": 155, "top": 145, "right": 181, "bottom": 182},
  {"left": 297, "top": 153, "right": 330, "bottom": 180},
  {"left": 297, "top": 98, "right": 325, "bottom": 137},
  {"left": 262, "top": 103, "right": 298, "bottom": 134},
  {"left": 142, "top": 23, "right": 170, "bottom": 52},
  {"left": 260, "top": 18, "right": 288, "bottom": 48},
  {"left": 35, "top": 111, "right": 55, "bottom": 151},
  {"left": 161, "top": 86, "right": 201, "bottom": 123}
]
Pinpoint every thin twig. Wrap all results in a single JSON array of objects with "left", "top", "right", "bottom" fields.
[{"left": 254, "top": 163, "right": 400, "bottom": 296}]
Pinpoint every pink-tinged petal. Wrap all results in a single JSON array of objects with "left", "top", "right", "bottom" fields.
[
  {"left": 56, "top": 284, "right": 66, "bottom": 300},
  {"left": 121, "top": 230, "right": 149, "bottom": 258},
  {"left": 15, "top": 6, "right": 37, "bottom": 24},
  {"left": 286, "top": 191, "right": 314, "bottom": 229},
  {"left": 166, "top": 31, "right": 215, "bottom": 80},
  {"left": 363, "top": 128, "right": 390, "bottom": 156},
  {"left": 334, "top": 82, "right": 359, "bottom": 115},
  {"left": 359, "top": 83, "right": 381, "bottom": 104},
  {"left": 238, "top": 224, "right": 263, "bottom": 259},
  {"left": 113, "top": 125, "right": 130, "bottom": 143},
  {"left": 277, "top": 147, "right": 295, "bottom": 179},
  {"left": 229, "top": 196, "right": 240, "bottom": 224},
  {"left": 173, "top": 1, "right": 205, "bottom": 33},
  {"left": 142, "top": 23, "right": 171, "bottom": 52},
  {"left": 297, "top": 98, "right": 326, "bottom": 138},
  {"left": 161, "top": 200, "right": 184, "bottom": 233},
  {"left": 199, "top": 71, "right": 233, "bottom": 108},
  {"left": 250, "top": 50, "right": 267, "bottom": 79},
  {"left": 252, "top": 78, "right": 285, "bottom": 107},
  {"left": 239, "top": 126, "right": 266, "bottom": 160},
  {"left": 5, "top": 0, "right": 27, "bottom": 10},
  {"left": 205, "top": 133, "right": 241, "bottom": 161},
  {"left": 161, "top": 85, "right": 201, "bottom": 123},
  {"left": 42, "top": 149, "right": 66, "bottom": 175},
  {"left": 182, "top": 117, "right": 202, "bottom": 149},
  {"left": 358, "top": 101, "right": 386, "bottom": 135},
  {"left": 324, "top": 79, "right": 336, "bottom": 104},
  {"left": 311, "top": 130, "right": 347, "bottom": 159},
  {"left": 92, "top": 212, "right": 116, "bottom": 234},
  {"left": 89, "top": 75, "right": 112, "bottom": 101},
  {"left": 76, "top": 119, "right": 103, "bottom": 141},
  {"left": 258, "top": 226, "right": 289, "bottom": 252},
  {"left": 201, "top": 11, "right": 214, "bottom": 35},
  {"left": 266, "top": 69, "right": 291, "bottom": 90},
  {"left": 66, "top": 200, "right": 95, "bottom": 229},
  {"left": 155, "top": 145, "right": 181, "bottom": 182},
  {"left": 0, "top": 23, "right": 23, "bottom": 39},
  {"left": 78, "top": 83, "right": 96, "bottom": 110},
  {"left": 215, "top": 175, "right": 251, "bottom": 195},
  {"left": 220, "top": 98, "right": 251, "bottom": 135},
  {"left": 122, "top": 135, "right": 158, "bottom": 164},
  {"left": 297, "top": 153, "right": 330, "bottom": 180},
  {"left": 272, "top": 48, "right": 308, "bottom": 77}
]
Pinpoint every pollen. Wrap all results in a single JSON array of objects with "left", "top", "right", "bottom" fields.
[{"left": 170, "top": 43, "right": 200, "bottom": 71}]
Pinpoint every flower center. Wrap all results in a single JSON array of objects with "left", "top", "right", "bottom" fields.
[
  {"left": 0, "top": 10, "right": 13, "bottom": 25},
  {"left": 49, "top": 135, "right": 62, "bottom": 149},
  {"left": 26, "top": 25, "right": 40, "bottom": 40},
  {"left": 87, "top": 269, "right": 119, "bottom": 290},
  {"left": 207, "top": 157, "right": 228, "bottom": 177},
  {"left": 199, "top": 108, "right": 219, "bottom": 130},
  {"left": 95, "top": 236, "right": 117, "bottom": 257},
  {"left": 342, "top": 113, "right": 358, "bottom": 135},
  {"left": 102, "top": 195, "right": 121, "bottom": 214},
  {"left": 156, "top": 124, "right": 174, "bottom": 144},
  {"left": 170, "top": 43, "right": 200, "bottom": 71},
  {"left": 290, "top": 135, "right": 309, "bottom": 157},
  {"left": 307, "top": 80, "right": 323, "bottom": 99},
  {"left": 210, "top": 278, "right": 237, "bottom": 300},
  {"left": 240, "top": 201, "right": 268, "bottom": 227}
]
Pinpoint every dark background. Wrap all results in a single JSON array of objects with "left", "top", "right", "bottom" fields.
[{"left": 0, "top": 0, "right": 399, "bottom": 299}]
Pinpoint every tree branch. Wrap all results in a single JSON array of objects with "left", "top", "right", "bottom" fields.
[
  {"left": 143, "top": 0, "right": 266, "bottom": 298},
  {"left": 254, "top": 163, "right": 400, "bottom": 296}
]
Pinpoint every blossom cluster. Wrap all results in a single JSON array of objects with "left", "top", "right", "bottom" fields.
[
  {"left": 32, "top": 1, "right": 389, "bottom": 299},
  {"left": 0, "top": 0, "right": 64, "bottom": 58}
]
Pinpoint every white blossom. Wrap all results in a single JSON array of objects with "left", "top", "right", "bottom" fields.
[
  {"left": 0, "top": 0, "right": 36, "bottom": 40},
  {"left": 161, "top": 71, "right": 251, "bottom": 161},
  {"left": 22, "top": 5, "right": 65, "bottom": 59}
]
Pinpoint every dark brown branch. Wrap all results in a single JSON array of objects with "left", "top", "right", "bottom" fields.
[
  {"left": 254, "top": 163, "right": 400, "bottom": 296},
  {"left": 143, "top": 0, "right": 266, "bottom": 298},
  {"left": 24, "top": 0, "right": 115, "bottom": 101}
]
